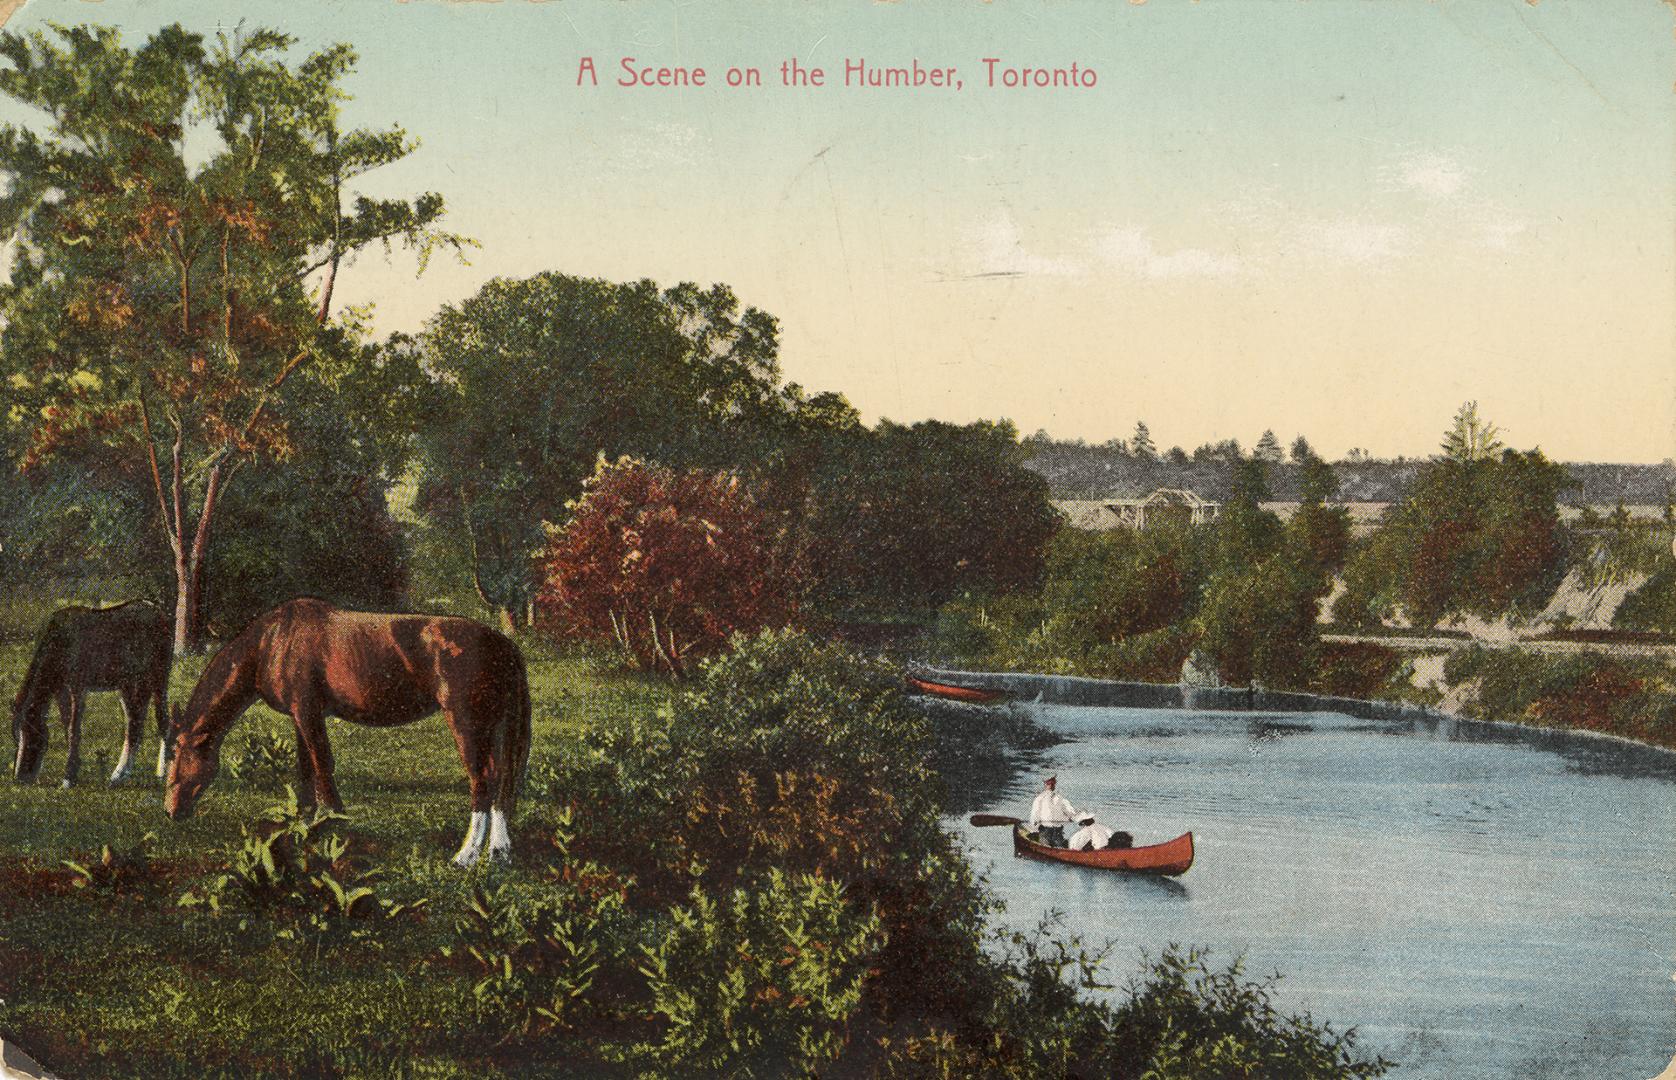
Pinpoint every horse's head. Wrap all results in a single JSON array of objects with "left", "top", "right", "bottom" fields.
[
  {"left": 164, "top": 704, "right": 217, "bottom": 820},
  {"left": 11, "top": 686, "right": 45, "bottom": 783}
]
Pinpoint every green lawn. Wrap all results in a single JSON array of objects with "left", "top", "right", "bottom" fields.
[{"left": 0, "top": 635, "right": 672, "bottom": 1079}]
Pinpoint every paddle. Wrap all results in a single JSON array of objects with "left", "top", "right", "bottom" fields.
[{"left": 968, "top": 814, "right": 1024, "bottom": 827}]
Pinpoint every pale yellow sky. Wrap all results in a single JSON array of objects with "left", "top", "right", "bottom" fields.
[{"left": 9, "top": 0, "right": 1672, "bottom": 462}]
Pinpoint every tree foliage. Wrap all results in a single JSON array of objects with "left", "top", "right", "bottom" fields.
[
  {"left": 1339, "top": 449, "right": 1570, "bottom": 629},
  {"left": 799, "top": 419, "right": 1060, "bottom": 614},
  {"left": 416, "top": 273, "right": 816, "bottom": 627},
  {"left": 534, "top": 458, "right": 800, "bottom": 676},
  {"left": 0, "top": 23, "right": 460, "bottom": 646},
  {"left": 1440, "top": 400, "right": 1504, "bottom": 462}
]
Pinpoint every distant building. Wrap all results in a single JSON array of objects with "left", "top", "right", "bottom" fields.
[{"left": 1055, "top": 488, "right": 1222, "bottom": 531}]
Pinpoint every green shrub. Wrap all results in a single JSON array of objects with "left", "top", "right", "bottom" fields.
[
  {"left": 1309, "top": 642, "right": 1403, "bottom": 699},
  {"left": 224, "top": 728, "right": 293, "bottom": 789},
  {"left": 635, "top": 869, "right": 883, "bottom": 1078},
  {"left": 63, "top": 832, "right": 158, "bottom": 895},
  {"left": 445, "top": 808, "right": 638, "bottom": 1037},
  {"left": 1616, "top": 556, "right": 1676, "bottom": 633},
  {"left": 1108, "top": 946, "right": 1393, "bottom": 1080},
  {"left": 1442, "top": 646, "right": 1676, "bottom": 747},
  {"left": 178, "top": 790, "right": 429, "bottom": 947}
]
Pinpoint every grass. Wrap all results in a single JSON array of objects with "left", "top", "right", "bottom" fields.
[{"left": 0, "top": 629, "right": 673, "bottom": 1079}]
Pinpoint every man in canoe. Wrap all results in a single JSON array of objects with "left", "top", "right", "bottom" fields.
[{"left": 1028, "top": 775, "right": 1080, "bottom": 847}]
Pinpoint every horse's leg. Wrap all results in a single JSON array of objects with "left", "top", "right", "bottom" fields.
[
  {"left": 445, "top": 705, "right": 499, "bottom": 867},
  {"left": 59, "top": 687, "right": 81, "bottom": 789},
  {"left": 109, "top": 687, "right": 145, "bottom": 785},
  {"left": 289, "top": 702, "right": 342, "bottom": 813},
  {"left": 485, "top": 703, "right": 516, "bottom": 863},
  {"left": 154, "top": 674, "right": 172, "bottom": 780},
  {"left": 12, "top": 701, "right": 43, "bottom": 784},
  {"left": 290, "top": 732, "right": 319, "bottom": 814}
]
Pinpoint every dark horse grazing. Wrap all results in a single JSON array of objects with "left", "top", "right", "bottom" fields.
[
  {"left": 164, "top": 597, "right": 533, "bottom": 867},
  {"left": 12, "top": 601, "right": 172, "bottom": 788}
]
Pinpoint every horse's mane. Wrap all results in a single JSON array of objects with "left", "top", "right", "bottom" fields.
[{"left": 179, "top": 598, "right": 335, "bottom": 730}]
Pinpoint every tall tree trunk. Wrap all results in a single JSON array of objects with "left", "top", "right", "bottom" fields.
[
  {"left": 172, "top": 549, "right": 194, "bottom": 655},
  {"left": 171, "top": 460, "right": 230, "bottom": 653}
]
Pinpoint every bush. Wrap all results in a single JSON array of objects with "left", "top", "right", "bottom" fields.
[
  {"left": 1309, "top": 642, "right": 1403, "bottom": 699},
  {"left": 1196, "top": 557, "right": 1324, "bottom": 690},
  {"left": 1616, "top": 556, "right": 1676, "bottom": 633},
  {"left": 1108, "top": 946, "right": 1393, "bottom": 1080},
  {"left": 1443, "top": 646, "right": 1676, "bottom": 747},
  {"left": 448, "top": 864, "right": 635, "bottom": 1035},
  {"left": 635, "top": 869, "right": 883, "bottom": 1078},
  {"left": 535, "top": 457, "right": 801, "bottom": 676},
  {"left": 178, "top": 790, "right": 429, "bottom": 948}
]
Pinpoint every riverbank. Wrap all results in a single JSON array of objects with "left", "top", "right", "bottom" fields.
[{"left": 917, "top": 662, "right": 1676, "bottom": 757}]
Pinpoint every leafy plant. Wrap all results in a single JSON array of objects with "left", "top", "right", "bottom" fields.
[
  {"left": 443, "top": 808, "right": 636, "bottom": 1037},
  {"left": 1109, "top": 946, "right": 1393, "bottom": 1080},
  {"left": 635, "top": 869, "right": 883, "bottom": 1078},
  {"left": 224, "top": 728, "right": 294, "bottom": 788},
  {"left": 63, "top": 831, "right": 158, "bottom": 894},
  {"left": 178, "top": 789, "right": 429, "bottom": 946}
]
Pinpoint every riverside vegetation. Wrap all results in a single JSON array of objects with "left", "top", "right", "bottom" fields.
[
  {"left": 0, "top": 608, "right": 1393, "bottom": 1079},
  {"left": 935, "top": 406, "right": 1676, "bottom": 753}
]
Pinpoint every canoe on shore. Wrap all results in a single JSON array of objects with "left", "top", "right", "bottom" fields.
[
  {"left": 905, "top": 675, "right": 1010, "bottom": 705},
  {"left": 1012, "top": 825, "right": 1194, "bottom": 876}
]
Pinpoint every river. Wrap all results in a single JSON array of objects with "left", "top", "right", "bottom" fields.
[{"left": 946, "top": 704, "right": 1676, "bottom": 1079}]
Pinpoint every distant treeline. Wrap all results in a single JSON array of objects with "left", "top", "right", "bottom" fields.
[{"left": 1022, "top": 434, "right": 1676, "bottom": 505}]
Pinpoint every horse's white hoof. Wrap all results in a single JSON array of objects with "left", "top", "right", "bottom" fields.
[
  {"left": 452, "top": 810, "right": 490, "bottom": 868},
  {"left": 58, "top": 779, "right": 73, "bottom": 790}
]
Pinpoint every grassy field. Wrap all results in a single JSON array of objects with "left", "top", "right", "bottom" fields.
[{"left": 0, "top": 627, "right": 673, "bottom": 1078}]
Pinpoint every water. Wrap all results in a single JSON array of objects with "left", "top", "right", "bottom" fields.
[{"left": 947, "top": 704, "right": 1676, "bottom": 1079}]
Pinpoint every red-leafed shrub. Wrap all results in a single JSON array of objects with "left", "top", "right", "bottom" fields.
[{"left": 534, "top": 457, "right": 800, "bottom": 675}]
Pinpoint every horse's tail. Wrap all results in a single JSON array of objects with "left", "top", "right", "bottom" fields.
[{"left": 497, "top": 646, "right": 533, "bottom": 817}]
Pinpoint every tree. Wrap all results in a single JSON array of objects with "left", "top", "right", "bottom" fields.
[
  {"left": 195, "top": 335, "right": 431, "bottom": 633},
  {"left": 1254, "top": 429, "right": 1284, "bottom": 463},
  {"left": 1441, "top": 401, "right": 1503, "bottom": 462},
  {"left": 1197, "top": 555, "right": 1323, "bottom": 689},
  {"left": 800, "top": 419, "right": 1060, "bottom": 614},
  {"left": 0, "top": 24, "right": 462, "bottom": 648},
  {"left": 1287, "top": 441, "right": 1351, "bottom": 585},
  {"left": 1193, "top": 438, "right": 1244, "bottom": 465},
  {"left": 1131, "top": 421, "right": 1156, "bottom": 459},
  {"left": 416, "top": 273, "right": 798, "bottom": 630},
  {"left": 533, "top": 458, "right": 800, "bottom": 677},
  {"left": 1340, "top": 447, "right": 1570, "bottom": 628}
]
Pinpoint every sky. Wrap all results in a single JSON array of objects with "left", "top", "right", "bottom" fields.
[{"left": 1, "top": 0, "right": 1673, "bottom": 463}]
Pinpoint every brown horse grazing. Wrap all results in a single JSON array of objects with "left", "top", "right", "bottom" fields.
[
  {"left": 12, "top": 601, "right": 173, "bottom": 788},
  {"left": 164, "top": 597, "right": 533, "bottom": 867}
]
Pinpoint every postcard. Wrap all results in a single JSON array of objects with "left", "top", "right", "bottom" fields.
[{"left": 0, "top": 2, "right": 1671, "bottom": 1078}]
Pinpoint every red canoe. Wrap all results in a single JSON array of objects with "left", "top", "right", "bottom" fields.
[
  {"left": 905, "top": 675, "right": 1010, "bottom": 704},
  {"left": 1012, "top": 825, "right": 1194, "bottom": 876}
]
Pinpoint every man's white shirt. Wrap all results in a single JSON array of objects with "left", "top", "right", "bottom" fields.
[{"left": 1029, "top": 789, "right": 1079, "bottom": 829}]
